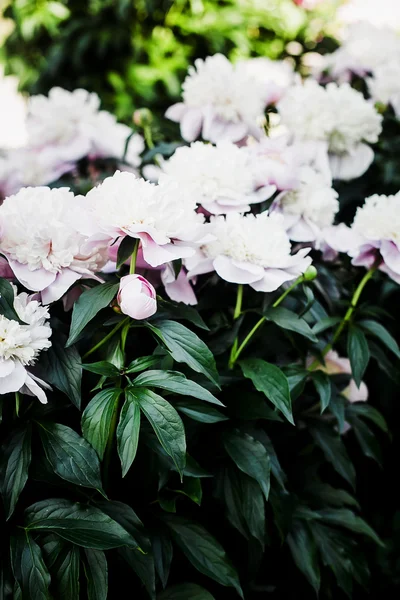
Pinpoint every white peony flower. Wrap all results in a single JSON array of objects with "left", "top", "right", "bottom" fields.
[
  {"left": 278, "top": 80, "right": 382, "bottom": 181},
  {"left": 0, "top": 286, "right": 52, "bottom": 403},
  {"left": 0, "top": 147, "right": 74, "bottom": 198},
  {"left": 165, "top": 54, "right": 267, "bottom": 143},
  {"left": 273, "top": 166, "right": 339, "bottom": 244},
  {"left": 331, "top": 193, "right": 400, "bottom": 284},
  {"left": 186, "top": 211, "right": 312, "bottom": 292},
  {"left": 161, "top": 141, "right": 274, "bottom": 214},
  {"left": 0, "top": 187, "right": 107, "bottom": 304},
  {"left": 368, "top": 61, "right": 400, "bottom": 118},
  {"left": 319, "top": 22, "right": 400, "bottom": 81},
  {"left": 236, "top": 57, "right": 295, "bottom": 105},
  {"left": 84, "top": 171, "right": 210, "bottom": 268},
  {"left": 245, "top": 135, "right": 301, "bottom": 193},
  {"left": 27, "top": 87, "right": 144, "bottom": 167}
]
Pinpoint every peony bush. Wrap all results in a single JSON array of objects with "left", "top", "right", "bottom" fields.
[{"left": 0, "top": 20, "right": 400, "bottom": 599}]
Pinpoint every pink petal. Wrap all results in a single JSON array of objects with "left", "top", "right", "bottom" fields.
[
  {"left": 41, "top": 269, "right": 82, "bottom": 304},
  {"left": 162, "top": 268, "right": 197, "bottom": 305},
  {"left": 380, "top": 240, "right": 400, "bottom": 275},
  {"left": 7, "top": 260, "right": 56, "bottom": 292},
  {"left": 213, "top": 255, "right": 262, "bottom": 284}
]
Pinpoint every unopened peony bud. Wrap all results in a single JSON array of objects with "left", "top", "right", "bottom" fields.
[
  {"left": 303, "top": 265, "right": 317, "bottom": 281},
  {"left": 117, "top": 274, "right": 157, "bottom": 320},
  {"left": 133, "top": 108, "right": 153, "bottom": 127}
]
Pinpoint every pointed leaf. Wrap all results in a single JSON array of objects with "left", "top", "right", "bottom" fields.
[
  {"left": 312, "top": 371, "right": 332, "bottom": 413},
  {"left": 347, "top": 326, "right": 370, "bottom": 388},
  {"left": 117, "top": 390, "right": 141, "bottom": 477},
  {"left": 175, "top": 399, "right": 228, "bottom": 423},
  {"left": 264, "top": 306, "right": 317, "bottom": 341},
  {"left": 10, "top": 534, "right": 51, "bottom": 600},
  {"left": 359, "top": 319, "right": 400, "bottom": 359},
  {"left": 223, "top": 430, "right": 271, "bottom": 501},
  {"left": 162, "top": 516, "right": 243, "bottom": 598},
  {"left": 131, "top": 388, "right": 186, "bottom": 476},
  {"left": 132, "top": 370, "right": 222, "bottom": 406},
  {"left": 84, "top": 549, "right": 108, "bottom": 600},
  {"left": 152, "top": 533, "right": 173, "bottom": 589},
  {"left": 287, "top": 522, "right": 320, "bottom": 593},
  {"left": 116, "top": 235, "right": 137, "bottom": 269},
  {"left": 119, "top": 548, "right": 156, "bottom": 599},
  {"left": 158, "top": 583, "right": 215, "bottom": 599},
  {"left": 45, "top": 338, "right": 82, "bottom": 409},
  {"left": 0, "top": 425, "right": 31, "bottom": 519},
  {"left": 37, "top": 422, "right": 103, "bottom": 492},
  {"left": 82, "top": 388, "right": 122, "bottom": 460},
  {"left": 67, "top": 282, "right": 119, "bottom": 347},
  {"left": 51, "top": 545, "right": 80, "bottom": 600},
  {"left": 126, "top": 356, "right": 161, "bottom": 374},
  {"left": 310, "top": 425, "right": 356, "bottom": 489},
  {"left": 240, "top": 359, "right": 293, "bottom": 424},
  {"left": 147, "top": 321, "right": 219, "bottom": 386},
  {"left": 0, "top": 278, "right": 23, "bottom": 322},
  {"left": 82, "top": 362, "right": 120, "bottom": 377}
]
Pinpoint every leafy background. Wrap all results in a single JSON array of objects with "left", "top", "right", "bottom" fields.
[{"left": 1, "top": 1, "right": 400, "bottom": 599}]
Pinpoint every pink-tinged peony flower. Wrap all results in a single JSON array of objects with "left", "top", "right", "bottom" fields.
[
  {"left": 271, "top": 166, "right": 339, "bottom": 246},
  {"left": 0, "top": 286, "right": 52, "bottom": 403},
  {"left": 0, "top": 187, "right": 108, "bottom": 304},
  {"left": 307, "top": 350, "right": 368, "bottom": 403},
  {"left": 277, "top": 80, "right": 382, "bottom": 181},
  {"left": 27, "top": 87, "right": 144, "bottom": 168},
  {"left": 84, "top": 171, "right": 211, "bottom": 268},
  {"left": 165, "top": 54, "right": 267, "bottom": 144},
  {"left": 245, "top": 135, "right": 301, "bottom": 193},
  {"left": 161, "top": 142, "right": 274, "bottom": 215},
  {"left": 236, "top": 58, "right": 295, "bottom": 106},
  {"left": 347, "top": 193, "right": 400, "bottom": 284},
  {"left": 117, "top": 274, "right": 157, "bottom": 319},
  {"left": 186, "top": 211, "right": 312, "bottom": 292},
  {"left": 0, "top": 146, "right": 75, "bottom": 198}
]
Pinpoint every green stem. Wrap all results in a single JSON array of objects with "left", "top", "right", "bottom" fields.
[
  {"left": 129, "top": 239, "right": 140, "bottom": 275},
  {"left": 307, "top": 266, "right": 377, "bottom": 372},
  {"left": 15, "top": 392, "right": 20, "bottom": 417},
  {"left": 82, "top": 318, "right": 129, "bottom": 360},
  {"left": 103, "top": 385, "right": 122, "bottom": 490},
  {"left": 144, "top": 125, "right": 154, "bottom": 150},
  {"left": 229, "top": 274, "right": 305, "bottom": 368},
  {"left": 228, "top": 285, "right": 244, "bottom": 368}
]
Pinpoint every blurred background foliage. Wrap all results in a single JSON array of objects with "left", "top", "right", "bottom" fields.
[{"left": 0, "top": 0, "right": 341, "bottom": 121}]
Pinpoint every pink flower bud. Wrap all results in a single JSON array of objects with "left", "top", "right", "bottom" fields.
[{"left": 117, "top": 274, "right": 157, "bottom": 320}]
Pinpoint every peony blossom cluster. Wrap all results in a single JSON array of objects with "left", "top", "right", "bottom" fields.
[
  {"left": 277, "top": 79, "right": 382, "bottom": 181},
  {"left": 0, "top": 87, "right": 144, "bottom": 199},
  {"left": 0, "top": 286, "right": 52, "bottom": 403}
]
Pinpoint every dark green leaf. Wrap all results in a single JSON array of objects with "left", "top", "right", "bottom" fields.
[
  {"left": 51, "top": 545, "right": 80, "bottom": 600},
  {"left": 346, "top": 402, "right": 388, "bottom": 433},
  {"left": 299, "top": 507, "right": 383, "bottom": 546},
  {"left": 158, "top": 583, "right": 215, "bottom": 599},
  {"left": 221, "top": 468, "right": 265, "bottom": 545},
  {"left": 152, "top": 533, "right": 173, "bottom": 589},
  {"left": 224, "top": 430, "right": 271, "bottom": 500},
  {"left": 359, "top": 319, "right": 400, "bottom": 359},
  {"left": 172, "top": 477, "right": 203, "bottom": 506},
  {"left": 154, "top": 299, "right": 209, "bottom": 330},
  {"left": 119, "top": 548, "right": 156, "bottom": 599},
  {"left": 309, "top": 523, "right": 354, "bottom": 595},
  {"left": 25, "top": 499, "right": 141, "bottom": 550},
  {"left": 67, "top": 282, "right": 119, "bottom": 346},
  {"left": 310, "top": 425, "right": 356, "bottom": 489},
  {"left": 175, "top": 399, "right": 228, "bottom": 423},
  {"left": 227, "top": 392, "right": 282, "bottom": 422},
  {"left": 264, "top": 306, "right": 317, "bottom": 341},
  {"left": 84, "top": 549, "right": 108, "bottom": 600},
  {"left": 37, "top": 422, "right": 103, "bottom": 492},
  {"left": 82, "top": 362, "right": 120, "bottom": 377},
  {"left": 82, "top": 388, "right": 122, "bottom": 460},
  {"left": 347, "top": 416, "right": 383, "bottom": 465},
  {"left": 287, "top": 521, "right": 320, "bottom": 593},
  {"left": 116, "top": 235, "right": 137, "bottom": 269},
  {"left": 131, "top": 388, "right": 186, "bottom": 475},
  {"left": 45, "top": 338, "right": 82, "bottom": 409},
  {"left": 117, "top": 389, "right": 141, "bottom": 477},
  {"left": 162, "top": 516, "right": 243, "bottom": 597},
  {"left": 132, "top": 370, "right": 222, "bottom": 406},
  {"left": 312, "top": 371, "right": 331, "bottom": 413},
  {"left": 312, "top": 317, "right": 341, "bottom": 335},
  {"left": 0, "top": 425, "right": 31, "bottom": 519},
  {"left": 147, "top": 321, "right": 219, "bottom": 387},
  {"left": 0, "top": 278, "right": 23, "bottom": 322},
  {"left": 304, "top": 483, "right": 359, "bottom": 508},
  {"left": 95, "top": 500, "right": 149, "bottom": 551},
  {"left": 10, "top": 533, "right": 51, "bottom": 600},
  {"left": 240, "top": 359, "right": 293, "bottom": 424},
  {"left": 347, "top": 326, "right": 370, "bottom": 388},
  {"left": 126, "top": 356, "right": 161, "bottom": 374}
]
